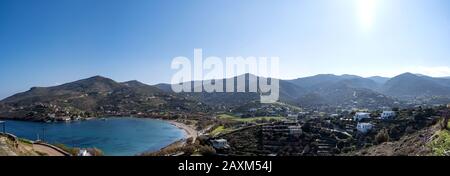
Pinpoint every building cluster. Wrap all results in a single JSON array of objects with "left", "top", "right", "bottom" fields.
[
  {"left": 262, "top": 122, "right": 303, "bottom": 136},
  {"left": 352, "top": 111, "right": 396, "bottom": 133}
]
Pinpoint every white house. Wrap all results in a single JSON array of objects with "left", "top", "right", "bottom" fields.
[
  {"left": 288, "top": 125, "right": 302, "bottom": 135},
  {"left": 248, "top": 108, "right": 257, "bottom": 112},
  {"left": 381, "top": 111, "right": 396, "bottom": 120},
  {"left": 357, "top": 123, "right": 373, "bottom": 133},
  {"left": 287, "top": 114, "right": 299, "bottom": 121},
  {"left": 330, "top": 114, "right": 340, "bottom": 118},
  {"left": 353, "top": 112, "right": 371, "bottom": 121},
  {"left": 77, "top": 149, "right": 92, "bottom": 156},
  {"left": 211, "top": 139, "right": 230, "bottom": 150}
]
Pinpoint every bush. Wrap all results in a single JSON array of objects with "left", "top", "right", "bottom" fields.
[
  {"left": 186, "top": 137, "right": 193, "bottom": 144},
  {"left": 199, "top": 145, "right": 216, "bottom": 156},
  {"left": 87, "top": 148, "right": 104, "bottom": 156},
  {"left": 438, "top": 118, "right": 449, "bottom": 130},
  {"left": 18, "top": 138, "right": 33, "bottom": 145},
  {"left": 405, "top": 126, "right": 415, "bottom": 134},
  {"left": 428, "top": 130, "right": 450, "bottom": 156},
  {"left": 54, "top": 143, "right": 80, "bottom": 156},
  {"left": 182, "top": 145, "right": 196, "bottom": 156},
  {"left": 375, "top": 129, "right": 390, "bottom": 144}
]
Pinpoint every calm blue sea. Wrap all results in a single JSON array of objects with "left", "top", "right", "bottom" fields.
[{"left": 2, "top": 117, "right": 185, "bottom": 156}]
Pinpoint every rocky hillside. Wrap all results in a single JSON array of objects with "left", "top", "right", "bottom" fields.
[
  {"left": 0, "top": 76, "right": 206, "bottom": 121},
  {"left": 350, "top": 122, "right": 450, "bottom": 156},
  {"left": 381, "top": 73, "right": 450, "bottom": 99},
  {"left": 157, "top": 74, "right": 396, "bottom": 109}
]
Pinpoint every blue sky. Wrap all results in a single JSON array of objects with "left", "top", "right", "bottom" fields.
[{"left": 0, "top": 0, "right": 449, "bottom": 99}]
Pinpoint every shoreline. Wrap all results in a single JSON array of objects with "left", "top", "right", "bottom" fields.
[
  {"left": 139, "top": 120, "right": 199, "bottom": 156},
  {"left": 167, "top": 120, "right": 198, "bottom": 143}
]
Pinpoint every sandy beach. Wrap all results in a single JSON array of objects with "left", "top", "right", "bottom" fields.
[
  {"left": 140, "top": 120, "right": 199, "bottom": 156},
  {"left": 169, "top": 120, "right": 198, "bottom": 144}
]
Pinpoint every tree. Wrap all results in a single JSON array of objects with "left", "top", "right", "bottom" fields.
[
  {"left": 443, "top": 110, "right": 450, "bottom": 130},
  {"left": 405, "top": 126, "right": 415, "bottom": 134}
]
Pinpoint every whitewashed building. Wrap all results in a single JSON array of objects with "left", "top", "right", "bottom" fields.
[
  {"left": 353, "top": 112, "right": 371, "bottom": 121},
  {"left": 77, "top": 149, "right": 92, "bottom": 156},
  {"left": 330, "top": 114, "right": 340, "bottom": 118},
  {"left": 287, "top": 114, "right": 299, "bottom": 121},
  {"left": 288, "top": 125, "right": 302, "bottom": 135},
  {"left": 357, "top": 123, "right": 373, "bottom": 133},
  {"left": 381, "top": 111, "right": 396, "bottom": 120}
]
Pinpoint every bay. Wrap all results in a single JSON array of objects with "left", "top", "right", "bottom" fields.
[{"left": 2, "top": 117, "right": 186, "bottom": 156}]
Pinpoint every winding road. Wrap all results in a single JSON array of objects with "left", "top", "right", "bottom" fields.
[{"left": 32, "top": 143, "right": 66, "bottom": 156}]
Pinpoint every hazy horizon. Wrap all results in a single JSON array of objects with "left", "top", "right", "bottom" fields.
[{"left": 1, "top": 0, "right": 449, "bottom": 99}]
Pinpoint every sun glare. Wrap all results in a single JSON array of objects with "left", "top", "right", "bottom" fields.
[{"left": 356, "top": 0, "right": 377, "bottom": 30}]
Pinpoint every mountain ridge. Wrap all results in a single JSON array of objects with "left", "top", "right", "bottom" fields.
[
  {"left": 0, "top": 75, "right": 204, "bottom": 121},
  {"left": 2, "top": 72, "right": 450, "bottom": 121}
]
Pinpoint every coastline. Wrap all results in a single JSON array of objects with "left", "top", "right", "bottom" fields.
[
  {"left": 138, "top": 119, "right": 199, "bottom": 156},
  {"left": 168, "top": 120, "right": 198, "bottom": 143},
  {"left": 2, "top": 116, "right": 199, "bottom": 156}
]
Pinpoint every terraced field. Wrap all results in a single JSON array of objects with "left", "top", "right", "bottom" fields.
[{"left": 218, "top": 114, "right": 285, "bottom": 122}]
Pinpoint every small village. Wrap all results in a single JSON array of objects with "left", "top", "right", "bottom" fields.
[
  {"left": 3, "top": 96, "right": 449, "bottom": 157},
  {"left": 188, "top": 103, "right": 450, "bottom": 156}
]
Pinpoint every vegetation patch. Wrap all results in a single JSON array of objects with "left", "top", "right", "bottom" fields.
[
  {"left": 210, "top": 126, "right": 225, "bottom": 136},
  {"left": 428, "top": 130, "right": 450, "bottom": 156},
  {"left": 18, "top": 138, "right": 33, "bottom": 145},
  {"left": 54, "top": 143, "right": 80, "bottom": 156},
  {"left": 210, "top": 125, "right": 235, "bottom": 136},
  {"left": 218, "top": 114, "right": 284, "bottom": 122}
]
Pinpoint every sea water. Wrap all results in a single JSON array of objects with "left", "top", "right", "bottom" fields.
[{"left": 3, "top": 117, "right": 185, "bottom": 156}]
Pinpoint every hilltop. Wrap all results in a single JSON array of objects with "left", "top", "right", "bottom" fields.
[
  {"left": 0, "top": 76, "right": 206, "bottom": 121},
  {"left": 157, "top": 72, "right": 450, "bottom": 110},
  {"left": 2, "top": 72, "right": 450, "bottom": 121}
]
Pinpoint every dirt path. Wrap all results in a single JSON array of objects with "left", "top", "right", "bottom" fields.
[
  {"left": 32, "top": 143, "right": 65, "bottom": 156},
  {"left": 0, "top": 137, "right": 17, "bottom": 156}
]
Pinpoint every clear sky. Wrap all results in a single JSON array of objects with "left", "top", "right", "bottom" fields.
[{"left": 1, "top": 0, "right": 450, "bottom": 99}]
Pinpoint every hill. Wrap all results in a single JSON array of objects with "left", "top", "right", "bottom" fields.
[
  {"left": 157, "top": 74, "right": 398, "bottom": 109},
  {"left": 349, "top": 122, "right": 450, "bottom": 156},
  {"left": 0, "top": 76, "right": 204, "bottom": 121},
  {"left": 381, "top": 73, "right": 450, "bottom": 99}
]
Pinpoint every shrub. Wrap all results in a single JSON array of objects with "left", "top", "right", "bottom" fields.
[
  {"left": 186, "top": 137, "right": 193, "bottom": 144},
  {"left": 87, "top": 148, "right": 104, "bottom": 156},
  {"left": 18, "top": 138, "right": 33, "bottom": 145},
  {"left": 405, "top": 126, "right": 415, "bottom": 134},
  {"left": 199, "top": 145, "right": 216, "bottom": 156},
  {"left": 54, "top": 143, "right": 80, "bottom": 156},
  {"left": 182, "top": 145, "right": 196, "bottom": 156},
  {"left": 375, "top": 129, "right": 390, "bottom": 144},
  {"left": 428, "top": 130, "right": 450, "bottom": 156},
  {"left": 438, "top": 118, "right": 449, "bottom": 130}
]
